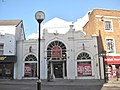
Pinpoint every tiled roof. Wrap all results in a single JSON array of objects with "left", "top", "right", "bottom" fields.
[{"left": 0, "top": 20, "right": 22, "bottom": 26}]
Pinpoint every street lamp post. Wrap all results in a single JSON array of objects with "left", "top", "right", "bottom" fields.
[{"left": 35, "top": 11, "right": 45, "bottom": 90}]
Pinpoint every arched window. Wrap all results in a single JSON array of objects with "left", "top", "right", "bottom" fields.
[
  {"left": 77, "top": 52, "right": 91, "bottom": 60},
  {"left": 24, "top": 54, "right": 37, "bottom": 77},
  {"left": 25, "top": 54, "right": 37, "bottom": 61},
  {"left": 47, "top": 41, "right": 66, "bottom": 60}
]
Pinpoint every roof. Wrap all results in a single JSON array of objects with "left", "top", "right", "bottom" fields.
[{"left": 0, "top": 20, "right": 22, "bottom": 26}]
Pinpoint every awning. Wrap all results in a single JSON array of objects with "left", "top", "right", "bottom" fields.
[
  {"left": 105, "top": 56, "right": 120, "bottom": 64},
  {"left": 0, "top": 55, "right": 17, "bottom": 63}
]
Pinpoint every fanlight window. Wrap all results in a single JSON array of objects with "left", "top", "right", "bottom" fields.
[
  {"left": 77, "top": 52, "right": 91, "bottom": 60},
  {"left": 47, "top": 41, "right": 66, "bottom": 60},
  {"left": 25, "top": 54, "right": 37, "bottom": 61}
]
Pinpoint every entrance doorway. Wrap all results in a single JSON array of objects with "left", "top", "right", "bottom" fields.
[{"left": 53, "top": 62, "right": 63, "bottom": 78}]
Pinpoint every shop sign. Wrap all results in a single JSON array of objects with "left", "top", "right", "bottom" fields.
[
  {"left": 0, "top": 56, "right": 16, "bottom": 62},
  {"left": 77, "top": 63, "right": 92, "bottom": 76},
  {"left": 0, "top": 57, "right": 6, "bottom": 60},
  {"left": 105, "top": 56, "right": 120, "bottom": 64}
]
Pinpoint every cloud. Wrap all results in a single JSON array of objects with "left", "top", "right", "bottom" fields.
[{"left": 27, "top": 33, "right": 38, "bottom": 40}]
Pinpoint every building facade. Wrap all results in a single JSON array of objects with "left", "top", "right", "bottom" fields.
[
  {"left": 0, "top": 17, "right": 104, "bottom": 80},
  {"left": 0, "top": 20, "right": 25, "bottom": 79},
  {"left": 16, "top": 19, "right": 103, "bottom": 80},
  {"left": 83, "top": 8, "right": 120, "bottom": 78}
]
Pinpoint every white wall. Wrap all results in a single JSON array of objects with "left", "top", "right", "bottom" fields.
[{"left": 0, "top": 26, "right": 16, "bottom": 55}]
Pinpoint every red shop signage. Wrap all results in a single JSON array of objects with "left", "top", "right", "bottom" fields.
[
  {"left": 105, "top": 56, "right": 120, "bottom": 64},
  {"left": 25, "top": 65, "right": 32, "bottom": 75},
  {"left": 51, "top": 46, "right": 61, "bottom": 58},
  {"left": 77, "top": 63, "right": 92, "bottom": 76}
]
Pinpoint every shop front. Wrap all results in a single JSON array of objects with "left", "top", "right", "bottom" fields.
[
  {"left": 105, "top": 56, "right": 120, "bottom": 78},
  {"left": 0, "top": 56, "right": 16, "bottom": 79}
]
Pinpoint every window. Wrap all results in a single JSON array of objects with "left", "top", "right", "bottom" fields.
[
  {"left": 25, "top": 54, "right": 37, "bottom": 61},
  {"left": 77, "top": 52, "right": 92, "bottom": 77},
  {"left": 77, "top": 62, "right": 92, "bottom": 76},
  {"left": 77, "top": 52, "right": 91, "bottom": 60},
  {"left": 24, "top": 54, "right": 37, "bottom": 77},
  {"left": 0, "top": 44, "right": 4, "bottom": 55},
  {"left": 106, "top": 39, "right": 115, "bottom": 53},
  {"left": 104, "top": 21, "right": 113, "bottom": 31},
  {"left": 47, "top": 41, "right": 67, "bottom": 60}
]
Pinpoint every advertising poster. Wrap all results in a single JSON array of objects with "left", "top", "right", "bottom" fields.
[
  {"left": 52, "top": 46, "right": 61, "bottom": 58},
  {"left": 77, "top": 63, "right": 92, "bottom": 76},
  {"left": 24, "top": 64, "right": 32, "bottom": 76}
]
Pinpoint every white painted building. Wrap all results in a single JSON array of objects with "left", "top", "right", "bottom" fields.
[
  {"left": 0, "top": 20, "right": 25, "bottom": 79},
  {"left": 16, "top": 18, "right": 104, "bottom": 80}
]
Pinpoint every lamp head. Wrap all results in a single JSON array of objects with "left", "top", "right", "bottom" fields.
[{"left": 35, "top": 11, "right": 45, "bottom": 23}]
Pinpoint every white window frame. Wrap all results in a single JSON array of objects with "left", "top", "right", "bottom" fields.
[
  {"left": 23, "top": 54, "right": 37, "bottom": 78},
  {"left": 106, "top": 38, "right": 115, "bottom": 54},
  {"left": 104, "top": 20, "right": 113, "bottom": 32}
]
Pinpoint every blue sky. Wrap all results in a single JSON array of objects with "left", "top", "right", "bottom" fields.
[{"left": 0, "top": 0, "right": 120, "bottom": 37}]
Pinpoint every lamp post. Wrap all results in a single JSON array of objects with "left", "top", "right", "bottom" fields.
[{"left": 35, "top": 11, "right": 45, "bottom": 90}]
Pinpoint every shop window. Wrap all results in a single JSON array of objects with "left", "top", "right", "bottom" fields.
[
  {"left": 0, "top": 44, "right": 4, "bottom": 55},
  {"left": 0, "top": 64, "right": 13, "bottom": 79},
  {"left": 77, "top": 52, "right": 92, "bottom": 77},
  {"left": 106, "top": 39, "right": 115, "bottom": 53},
  {"left": 24, "top": 54, "right": 37, "bottom": 77},
  {"left": 104, "top": 20, "right": 113, "bottom": 32}
]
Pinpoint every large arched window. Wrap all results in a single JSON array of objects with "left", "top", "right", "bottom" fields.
[
  {"left": 47, "top": 41, "right": 67, "bottom": 60},
  {"left": 24, "top": 54, "right": 37, "bottom": 77},
  {"left": 77, "top": 52, "right": 92, "bottom": 77}
]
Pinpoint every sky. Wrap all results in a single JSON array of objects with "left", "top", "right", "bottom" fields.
[{"left": 0, "top": 0, "right": 120, "bottom": 39}]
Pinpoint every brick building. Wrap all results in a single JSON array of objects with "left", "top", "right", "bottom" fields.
[{"left": 83, "top": 8, "right": 120, "bottom": 78}]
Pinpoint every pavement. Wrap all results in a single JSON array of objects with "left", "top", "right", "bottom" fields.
[
  {"left": 103, "top": 78, "right": 120, "bottom": 88},
  {"left": 0, "top": 78, "right": 120, "bottom": 88},
  {"left": 0, "top": 79, "right": 104, "bottom": 86}
]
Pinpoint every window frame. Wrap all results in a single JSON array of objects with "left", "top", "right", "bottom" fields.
[
  {"left": 77, "top": 52, "right": 92, "bottom": 77},
  {"left": 106, "top": 38, "right": 115, "bottom": 54},
  {"left": 104, "top": 20, "right": 113, "bottom": 32},
  {"left": 24, "top": 54, "right": 37, "bottom": 77}
]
